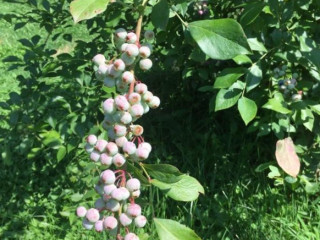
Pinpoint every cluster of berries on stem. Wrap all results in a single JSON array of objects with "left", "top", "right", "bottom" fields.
[{"left": 77, "top": 27, "right": 158, "bottom": 240}]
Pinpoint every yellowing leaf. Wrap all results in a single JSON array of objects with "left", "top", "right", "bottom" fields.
[{"left": 275, "top": 137, "right": 300, "bottom": 177}]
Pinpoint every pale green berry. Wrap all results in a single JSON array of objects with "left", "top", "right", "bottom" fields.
[{"left": 139, "top": 58, "right": 153, "bottom": 71}]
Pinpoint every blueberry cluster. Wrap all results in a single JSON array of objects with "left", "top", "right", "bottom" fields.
[
  {"left": 93, "top": 28, "right": 154, "bottom": 93},
  {"left": 76, "top": 170, "right": 145, "bottom": 240},
  {"left": 273, "top": 66, "right": 302, "bottom": 101},
  {"left": 78, "top": 28, "right": 159, "bottom": 239},
  {"left": 194, "top": 1, "right": 208, "bottom": 15}
]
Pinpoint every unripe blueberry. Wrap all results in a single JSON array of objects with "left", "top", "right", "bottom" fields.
[
  {"left": 103, "top": 99, "right": 116, "bottom": 114},
  {"left": 139, "top": 46, "right": 151, "bottom": 58},
  {"left": 291, "top": 78, "right": 297, "bottom": 85},
  {"left": 119, "top": 111, "right": 132, "bottom": 125},
  {"left": 95, "top": 184, "right": 104, "bottom": 195},
  {"left": 111, "top": 187, "right": 130, "bottom": 201},
  {"left": 119, "top": 213, "right": 132, "bottom": 226},
  {"left": 98, "top": 64, "right": 111, "bottom": 76},
  {"left": 113, "top": 59, "right": 126, "bottom": 71},
  {"left": 134, "top": 215, "right": 147, "bottom": 228},
  {"left": 148, "top": 96, "right": 160, "bottom": 109},
  {"left": 103, "top": 184, "right": 117, "bottom": 196},
  {"left": 108, "top": 65, "right": 122, "bottom": 78},
  {"left": 103, "top": 76, "right": 116, "bottom": 88},
  {"left": 106, "top": 142, "right": 119, "bottom": 156},
  {"left": 115, "top": 28, "right": 127, "bottom": 40},
  {"left": 131, "top": 125, "right": 144, "bottom": 136},
  {"left": 92, "top": 54, "right": 106, "bottom": 66},
  {"left": 100, "top": 153, "right": 113, "bottom": 166},
  {"left": 113, "top": 153, "right": 126, "bottom": 167},
  {"left": 144, "top": 30, "right": 155, "bottom": 41},
  {"left": 292, "top": 73, "right": 298, "bottom": 79},
  {"left": 282, "top": 65, "right": 287, "bottom": 71},
  {"left": 123, "top": 141, "right": 137, "bottom": 155},
  {"left": 82, "top": 218, "right": 94, "bottom": 230},
  {"left": 135, "top": 146, "right": 150, "bottom": 160},
  {"left": 86, "top": 208, "right": 100, "bottom": 223},
  {"left": 101, "top": 169, "right": 116, "bottom": 185},
  {"left": 128, "top": 92, "right": 141, "bottom": 105},
  {"left": 124, "top": 232, "right": 139, "bottom": 240},
  {"left": 115, "top": 136, "right": 128, "bottom": 148},
  {"left": 87, "top": 135, "right": 98, "bottom": 145},
  {"left": 104, "top": 113, "right": 115, "bottom": 125},
  {"left": 95, "top": 139, "right": 108, "bottom": 152},
  {"left": 279, "top": 70, "right": 285, "bottom": 77},
  {"left": 292, "top": 94, "right": 302, "bottom": 101},
  {"left": 106, "top": 199, "right": 120, "bottom": 212},
  {"left": 94, "top": 220, "right": 104, "bottom": 232},
  {"left": 129, "top": 104, "right": 144, "bottom": 118},
  {"left": 85, "top": 143, "right": 94, "bottom": 153},
  {"left": 115, "top": 95, "right": 130, "bottom": 111},
  {"left": 126, "top": 203, "right": 141, "bottom": 217},
  {"left": 139, "top": 142, "right": 152, "bottom": 153},
  {"left": 121, "top": 53, "right": 135, "bottom": 66},
  {"left": 121, "top": 43, "right": 129, "bottom": 52},
  {"left": 90, "top": 150, "right": 100, "bottom": 162},
  {"left": 76, "top": 206, "right": 87, "bottom": 217},
  {"left": 142, "top": 91, "right": 153, "bottom": 103},
  {"left": 126, "top": 32, "right": 137, "bottom": 43},
  {"left": 131, "top": 189, "right": 141, "bottom": 198},
  {"left": 95, "top": 70, "right": 105, "bottom": 81},
  {"left": 141, "top": 101, "right": 150, "bottom": 114},
  {"left": 126, "top": 178, "right": 141, "bottom": 192},
  {"left": 288, "top": 83, "right": 295, "bottom": 90},
  {"left": 135, "top": 83, "right": 148, "bottom": 94},
  {"left": 103, "top": 216, "right": 118, "bottom": 230},
  {"left": 94, "top": 198, "right": 105, "bottom": 210},
  {"left": 280, "top": 85, "right": 287, "bottom": 90},
  {"left": 139, "top": 58, "right": 153, "bottom": 71},
  {"left": 122, "top": 71, "right": 134, "bottom": 84},
  {"left": 125, "top": 44, "right": 139, "bottom": 57},
  {"left": 108, "top": 128, "right": 116, "bottom": 140},
  {"left": 114, "top": 124, "right": 127, "bottom": 137},
  {"left": 116, "top": 80, "right": 129, "bottom": 93}
]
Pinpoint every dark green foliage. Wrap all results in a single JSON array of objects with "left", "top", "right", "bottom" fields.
[{"left": 1, "top": 0, "right": 320, "bottom": 239}]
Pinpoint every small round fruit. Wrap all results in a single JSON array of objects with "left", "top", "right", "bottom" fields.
[
  {"left": 101, "top": 169, "right": 116, "bottom": 185},
  {"left": 103, "top": 216, "right": 118, "bottom": 230},
  {"left": 126, "top": 178, "right": 141, "bottom": 192},
  {"left": 126, "top": 203, "right": 141, "bottom": 217},
  {"left": 86, "top": 208, "right": 100, "bottom": 223},
  {"left": 139, "top": 58, "right": 153, "bottom": 71},
  {"left": 87, "top": 135, "right": 97, "bottom": 145},
  {"left": 134, "top": 215, "right": 147, "bottom": 228},
  {"left": 144, "top": 30, "right": 155, "bottom": 41},
  {"left": 119, "top": 213, "right": 132, "bottom": 226},
  {"left": 76, "top": 206, "right": 87, "bottom": 217},
  {"left": 92, "top": 54, "right": 106, "bottom": 66}
]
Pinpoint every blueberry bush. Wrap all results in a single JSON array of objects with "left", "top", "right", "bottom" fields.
[{"left": 1, "top": 0, "right": 320, "bottom": 239}]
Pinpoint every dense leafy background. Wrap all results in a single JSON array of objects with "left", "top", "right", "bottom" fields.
[{"left": 1, "top": 0, "right": 320, "bottom": 239}]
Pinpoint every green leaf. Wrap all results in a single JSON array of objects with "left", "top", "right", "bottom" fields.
[
  {"left": 70, "top": 193, "right": 83, "bottom": 202},
  {"left": 262, "top": 99, "right": 291, "bottom": 114},
  {"left": 240, "top": 2, "right": 265, "bottom": 26},
  {"left": 247, "top": 38, "right": 267, "bottom": 52},
  {"left": 57, "top": 146, "right": 67, "bottom": 162},
  {"left": 215, "top": 88, "right": 242, "bottom": 111},
  {"left": 127, "top": 163, "right": 150, "bottom": 185},
  {"left": 310, "top": 104, "right": 320, "bottom": 115},
  {"left": 151, "top": 174, "right": 204, "bottom": 202},
  {"left": 70, "top": 0, "right": 109, "bottom": 23},
  {"left": 268, "top": 166, "right": 281, "bottom": 178},
  {"left": 246, "top": 63, "right": 263, "bottom": 92},
  {"left": 233, "top": 55, "right": 252, "bottom": 65},
  {"left": 154, "top": 218, "right": 202, "bottom": 240},
  {"left": 301, "top": 108, "right": 314, "bottom": 131},
  {"left": 142, "top": 164, "right": 183, "bottom": 183},
  {"left": 40, "top": 130, "right": 62, "bottom": 148},
  {"left": 189, "top": 19, "right": 251, "bottom": 60},
  {"left": 238, "top": 97, "right": 257, "bottom": 125},
  {"left": 213, "top": 67, "right": 246, "bottom": 89},
  {"left": 151, "top": 0, "right": 169, "bottom": 30}
]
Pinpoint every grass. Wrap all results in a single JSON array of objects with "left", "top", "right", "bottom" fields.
[{"left": 1, "top": 1, "right": 320, "bottom": 240}]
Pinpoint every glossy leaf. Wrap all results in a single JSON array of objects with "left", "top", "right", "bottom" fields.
[
  {"left": 275, "top": 137, "right": 300, "bottom": 177},
  {"left": 238, "top": 97, "right": 257, "bottom": 125},
  {"left": 262, "top": 99, "right": 291, "bottom": 114},
  {"left": 151, "top": 0, "right": 169, "bottom": 30},
  {"left": 247, "top": 38, "right": 267, "bottom": 52},
  {"left": 70, "top": 0, "right": 109, "bottom": 23},
  {"left": 213, "top": 67, "right": 246, "bottom": 89},
  {"left": 215, "top": 87, "right": 242, "bottom": 111},
  {"left": 246, "top": 63, "right": 262, "bottom": 92},
  {"left": 154, "top": 218, "right": 202, "bottom": 240},
  {"left": 151, "top": 174, "right": 204, "bottom": 202},
  {"left": 189, "top": 19, "right": 251, "bottom": 60}
]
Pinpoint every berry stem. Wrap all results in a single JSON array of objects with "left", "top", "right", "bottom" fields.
[{"left": 139, "top": 162, "right": 152, "bottom": 183}]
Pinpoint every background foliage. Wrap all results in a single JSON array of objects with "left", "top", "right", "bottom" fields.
[{"left": 1, "top": 0, "right": 320, "bottom": 239}]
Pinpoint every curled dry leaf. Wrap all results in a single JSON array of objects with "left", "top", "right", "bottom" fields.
[{"left": 275, "top": 137, "right": 300, "bottom": 178}]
